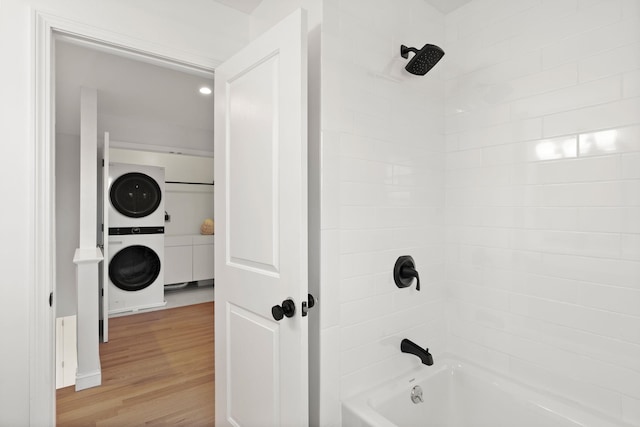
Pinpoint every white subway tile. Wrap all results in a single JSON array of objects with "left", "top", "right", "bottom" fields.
[
  {"left": 511, "top": 76, "right": 621, "bottom": 120},
  {"left": 507, "top": 310, "right": 640, "bottom": 373},
  {"left": 510, "top": 293, "right": 640, "bottom": 344},
  {"left": 455, "top": 50, "right": 542, "bottom": 91},
  {"left": 511, "top": 274, "right": 580, "bottom": 304},
  {"left": 578, "top": 282, "right": 640, "bottom": 317},
  {"left": 524, "top": 207, "right": 580, "bottom": 230},
  {"left": 543, "top": 97, "right": 640, "bottom": 138},
  {"left": 459, "top": 118, "right": 542, "bottom": 151},
  {"left": 622, "top": 395, "right": 640, "bottom": 427},
  {"left": 339, "top": 294, "right": 390, "bottom": 327},
  {"left": 541, "top": 252, "right": 640, "bottom": 289},
  {"left": 578, "top": 356, "right": 640, "bottom": 400},
  {"left": 579, "top": 42, "right": 640, "bottom": 82},
  {"left": 321, "top": 230, "right": 341, "bottom": 328},
  {"left": 341, "top": 337, "right": 399, "bottom": 376},
  {"left": 499, "top": 64, "right": 578, "bottom": 103},
  {"left": 526, "top": 135, "right": 578, "bottom": 162},
  {"left": 450, "top": 281, "right": 510, "bottom": 311},
  {"left": 446, "top": 41, "right": 513, "bottom": 80},
  {"left": 622, "top": 234, "right": 640, "bottom": 261},
  {"left": 579, "top": 125, "right": 640, "bottom": 156},
  {"left": 622, "top": 152, "right": 640, "bottom": 179},
  {"left": 449, "top": 104, "right": 512, "bottom": 135},
  {"left": 510, "top": 0, "right": 622, "bottom": 55},
  {"left": 481, "top": 0, "right": 578, "bottom": 48},
  {"left": 536, "top": 155, "right": 619, "bottom": 184},
  {"left": 509, "top": 358, "right": 622, "bottom": 418},
  {"left": 448, "top": 336, "right": 510, "bottom": 373},
  {"left": 578, "top": 208, "right": 624, "bottom": 233},
  {"left": 542, "top": 7, "right": 629, "bottom": 69},
  {"left": 319, "top": 326, "right": 341, "bottom": 426},
  {"left": 446, "top": 149, "right": 483, "bottom": 169},
  {"left": 540, "top": 181, "right": 623, "bottom": 207},
  {"left": 622, "top": 180, "right": 640, "bottom": 206},
  {"left": 339, "top": 229, "right": 394, "bottom": 254},
  {"left": 340, "top": 274, "right": 381, "bottom": 304},
  {"left": 339, "top": 157, "right": 394, "bottom": 184},
  {"left": 623, "top": 69, "right": 640, "bottom": 98},
  {"left": 339, "top": 181, "right": 383, "bottom": 206}
]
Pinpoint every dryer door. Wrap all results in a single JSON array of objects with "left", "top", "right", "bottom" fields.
[
  {"left": 110, "top": 172, "right": 162, "bottom": 218},
  {"left": 109, "top": 245, "right": 161, "bottom": 291}
]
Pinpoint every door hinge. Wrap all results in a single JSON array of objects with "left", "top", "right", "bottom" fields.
[
  {"left": 49, "top": 292, "right": 53, "bottom": 307},
  {"left": 102, "top": 158, "right": 105, "bottom": 167},
  {"left": 101, "top": 288, "right": 104, "bottom": 297}
]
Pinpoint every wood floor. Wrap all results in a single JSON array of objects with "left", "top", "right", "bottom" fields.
[{"left": 56, "top": 302, "right": 214, "bottom": 426}]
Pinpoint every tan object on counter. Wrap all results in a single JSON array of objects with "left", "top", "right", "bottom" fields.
[{"left": 200, "top": 218, "right": 214, "bottom": 235}]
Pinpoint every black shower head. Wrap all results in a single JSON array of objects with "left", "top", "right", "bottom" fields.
[{"left": 401, "top": 44, "right": 445, "bottom": 76}]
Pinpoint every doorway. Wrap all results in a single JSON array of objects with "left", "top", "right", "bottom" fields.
[{"left": 53, "top": 33, "right": 216, "bottom": 424}]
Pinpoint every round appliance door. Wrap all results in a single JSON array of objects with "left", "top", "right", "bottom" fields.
[
  {"left": 109, "top": 245, "right": 161, "bottom": 291},
  {"left": 110, "top": 172, "right": 162, "bottom": 218}
]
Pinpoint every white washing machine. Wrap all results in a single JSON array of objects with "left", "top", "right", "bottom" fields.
[
  {"left": 108, "top": 163, "right": 165, "bottom": 228},
  {"left": 108, "top": 227, "right": 166, "bottom": 314}
]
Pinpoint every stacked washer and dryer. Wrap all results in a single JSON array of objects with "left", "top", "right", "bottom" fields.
[{"left": 107, "top": 163, "right": 166, "bottom": 314}]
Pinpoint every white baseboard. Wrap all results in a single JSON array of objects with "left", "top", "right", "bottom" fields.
[{"left": 75, "top": 369, "right": 102, "bottom": 391}]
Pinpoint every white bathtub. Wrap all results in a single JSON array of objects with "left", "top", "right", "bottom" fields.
[{"left": 342, "top": 357, "right": 631, "bottom": 427}]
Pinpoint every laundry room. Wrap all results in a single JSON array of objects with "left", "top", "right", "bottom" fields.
[{"left": 54, "top": 36, "right": 215, "bottom": 370}]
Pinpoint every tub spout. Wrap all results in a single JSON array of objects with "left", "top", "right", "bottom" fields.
[{"left": 401, "top": 339, "right": 433, "bottom": 366}]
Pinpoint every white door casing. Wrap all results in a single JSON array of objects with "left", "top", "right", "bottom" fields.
[
  {"left": 214, "top": 9, "right": 309, "bottom": 427},
  {"left": 101, "top": 131, "right": 110, "bottom": 342}
]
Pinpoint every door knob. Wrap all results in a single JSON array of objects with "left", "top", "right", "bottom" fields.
[
  {"left": 272, "top": 299, "right": 296, "bottom": 321},
  {"left": 302, "top": 293, "right": 315, "bottom": 317}
]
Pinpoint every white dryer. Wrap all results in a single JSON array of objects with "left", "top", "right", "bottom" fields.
[
  {"left": 108, "top": 227, "right": 166, "bottom": 314},
  {"left": 108, "top": 163, "right": 165, "bottom": 228}
]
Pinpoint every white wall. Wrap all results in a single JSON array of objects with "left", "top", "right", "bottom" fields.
[
  {"left": 320, "top": 0, "right": 447, "bottom": 424},
  {"left": 56, "top": 133, "right": 81, "bottom": 318},
  {"left": 444, "top": 0, "right": 640, "bottom": 425},
  {"left": 0, "top": 0, "right": 249, "bottom": 422}
]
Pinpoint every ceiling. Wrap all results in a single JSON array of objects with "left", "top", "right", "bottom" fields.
[
  {"left": 55, "top": 39, "right": 215, "bottom": 151},
  {"left": 212, "top": 0, "right": 263, "bottom": 14},
  {"left": 424, "top": 0, "right": 472, "bottom": 14},
  {"left": 210, "top": 0, "right": 472, "bottom": 15}
]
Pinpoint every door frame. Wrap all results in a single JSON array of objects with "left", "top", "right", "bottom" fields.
[{"left": 32, "top": 11, "right": 218, "bottom": 425}]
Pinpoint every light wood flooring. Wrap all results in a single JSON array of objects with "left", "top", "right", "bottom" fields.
[{"left": 56, "top": 302, "right": 214, "bottom": 426}]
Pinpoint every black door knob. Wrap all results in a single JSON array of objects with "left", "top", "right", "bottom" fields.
[
  {"left": 302, "top": 293, "right": 316, "bottom": 317},
  {"left": 272, "top": 299, "right": 296, "bottom": 321}
]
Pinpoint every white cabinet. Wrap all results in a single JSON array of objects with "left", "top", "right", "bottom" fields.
[
  {"left": 164, "top": 235, "right": 214, "bottom": 285},
  {"left": 193, "top": 236, "right": 215, "bottom": 281},
  {"left": 164, "top": 235, "right": 193, "bottom": 284}
]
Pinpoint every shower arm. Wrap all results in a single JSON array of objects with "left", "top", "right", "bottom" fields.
[{"left": 400, "top": 45, "right": 420, "bottom": 59}]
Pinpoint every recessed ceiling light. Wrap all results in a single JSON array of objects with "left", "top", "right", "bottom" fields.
[{"left": 199, "top": 86, "right": 212, "bottom": 95}]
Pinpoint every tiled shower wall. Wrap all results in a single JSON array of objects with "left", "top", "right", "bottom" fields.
[
  {"left": 319, "top": 0, "right": 447, "bottom": 423},
  {"left": 444, "top": 0, "right": 640, "bottom": 424}
]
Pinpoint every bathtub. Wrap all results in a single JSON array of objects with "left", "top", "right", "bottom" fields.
[{"left": 342, "top": 357, "right": 630, "bottom": 427}]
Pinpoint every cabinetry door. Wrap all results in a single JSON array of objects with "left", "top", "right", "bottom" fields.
[
  {"left": 164, "top": 245, "right": 192, "bottom": 284},
  {"left": 193, "top": 243, "right": 214, "bottom": 281}
]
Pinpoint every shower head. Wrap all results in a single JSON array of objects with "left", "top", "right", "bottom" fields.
[{"left": 401, "top": 44, "right": 445, "bottom": 76}]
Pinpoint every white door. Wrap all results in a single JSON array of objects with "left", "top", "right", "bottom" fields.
[
  {"left": 214, "top": 9, "right": 309, "bottom": 427},
  {"left": 100, "top": 131, "right": 110, "bottom": 342}
]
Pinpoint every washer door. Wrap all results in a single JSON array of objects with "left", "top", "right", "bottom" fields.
[
  {"left": 109, "top": 245, "right": 161, "bottom": 291},
  {"left": 110, "top": 172, "right": 162, "bottom": 218}
]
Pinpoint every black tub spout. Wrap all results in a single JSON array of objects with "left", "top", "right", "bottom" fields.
[{"left": 401, "top": 339, "right": 433, "bottom": 366}]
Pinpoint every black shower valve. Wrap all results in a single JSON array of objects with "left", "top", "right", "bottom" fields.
[{"left": 394, "top": 255, "right": 421, "bottom": 291}]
